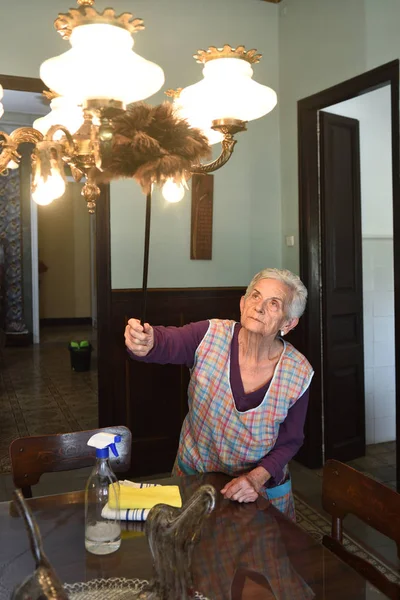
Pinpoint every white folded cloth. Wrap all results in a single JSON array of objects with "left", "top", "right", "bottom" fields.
[{"left": 102, "top": 480, "right": 159, "bottom": 521}]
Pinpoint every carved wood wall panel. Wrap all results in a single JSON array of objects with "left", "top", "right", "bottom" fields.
[{"left": 190, "top": 174, "right": 214, "bottom": 260}]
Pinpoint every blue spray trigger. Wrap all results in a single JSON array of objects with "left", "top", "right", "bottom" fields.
[
  {"left": 110, "top": 443, "right": 119, "bottom": 458},
  {"left": 110, "top": 435, "right": 121, "bottom": 457}
]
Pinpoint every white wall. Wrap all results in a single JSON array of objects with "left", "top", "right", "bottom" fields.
[
  {"left": 108, "top": 0, "right": 281, "bottom": 289},
  {"left": 363, "top": 239, "right": 395, "bottom": 444},
  {"left": 365, "top": 0, "right": 400, "bottom": 70},
  {"left": 278, "top": 0, "right": 367, "bottom": 273},
  {"left": 2, "top": 1, "right": 400, "bottom": 286},
  {"left": 278, "top": 0, "right": 400, "bottom": 273},
  {"left": 323, "top": 87, "right": 392, "bottom": 237},
  {"left": 324, "top": 87, "right": 395, "bottom": 444},
  {"left": 38, "top": 183, "right": 91, "bottom": 319}
]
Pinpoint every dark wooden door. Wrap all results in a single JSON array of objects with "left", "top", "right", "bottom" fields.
[{"left": 320, "top": 111, "right": 366, "bottom": 461}]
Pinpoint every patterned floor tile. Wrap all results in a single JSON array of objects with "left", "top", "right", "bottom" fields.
[
  {"left": 0, "top": 325, "right": 98, "bottom": 473},
  {"left": 294, "top": 494, "right": 400, "bottom": 580}
]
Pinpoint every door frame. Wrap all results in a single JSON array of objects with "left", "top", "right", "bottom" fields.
[{"left": 298, "top": 60, "right": 400, "bottom": 486}]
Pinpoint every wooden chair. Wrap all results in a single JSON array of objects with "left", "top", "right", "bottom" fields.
[
  {"left": 9, "top": 425, "right": 132, "bottom": 498},
  {"left": 322, "top": 459, "right": 400, "bottom": 600}
]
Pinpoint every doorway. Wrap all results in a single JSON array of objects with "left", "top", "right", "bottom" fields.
[
  {"left": 297, "top": 60, "right": 400, "bottom": 492},
  {"left": 0, "top": 76, "right": 97, "bottom": 342},
  {"left": 0, "top": 74, "right": 104, "bottom": 474}
]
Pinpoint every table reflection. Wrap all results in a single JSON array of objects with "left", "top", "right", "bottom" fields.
[{"left": 181, "top": 474, "right": 314, "bottom": 600}]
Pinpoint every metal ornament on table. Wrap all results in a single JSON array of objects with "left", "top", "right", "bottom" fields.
[
  {"left": 139, "top": 484, "right": 216, "bottom": 600},
  {"left": 11, "top": 489, "right": 69, "bottom": 600},
  {"left": 11, "top": 484, "right": 216, "bottom": 600}
]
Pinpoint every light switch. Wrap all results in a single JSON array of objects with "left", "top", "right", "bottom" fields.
[{"left": 285, "top": 235, "right": 295, "bottom": 247}]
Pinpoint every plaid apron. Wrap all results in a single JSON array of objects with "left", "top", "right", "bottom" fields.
[{"left": 173, "top": 320, "right": 314, "bottom": 520}]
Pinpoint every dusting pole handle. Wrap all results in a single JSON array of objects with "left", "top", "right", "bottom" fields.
[{"left": 141, "top": 189, "right": 152, "bottom": 326}]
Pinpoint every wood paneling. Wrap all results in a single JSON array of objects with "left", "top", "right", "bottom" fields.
[
  {"left": 0, "top": 74, "right": 45, "bottom": 93},
  {"left": 191, "top": 174, "right": 213, "bottom": 260},
  {"left": 96, "top": 185, "right": 113, "bottom": 428},
  {"left": 101, "top": 287, "right": 245, "bottom": 476},
  {"left": 320, "top": 112, "right": 365, "bottom": 462}
]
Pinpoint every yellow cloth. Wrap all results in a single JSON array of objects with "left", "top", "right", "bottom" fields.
[{"left": 108, "top": 482, "right": 182, "bottom": 510}]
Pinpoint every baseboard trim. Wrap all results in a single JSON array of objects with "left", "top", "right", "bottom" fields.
[
  {"left": 40, "top": 317, "right": 92, "bottom": 327},
  {"left": 6, "top": 331, "right": 33, "bottom": 346}
]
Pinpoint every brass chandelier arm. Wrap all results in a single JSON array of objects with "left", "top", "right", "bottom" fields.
[
  {"left": 0, "top": 127, "right": 44, "bottom": 174},
  {"left": 190, "top": 118, "right": 247, "bottom": 175},
  {"left": 190, "top": 134, "right": 237, "bottom": 175},
  {"left": 45, "top": 124, "right": 75, "bottom": 155},
  {"left": 7, "top": 127, "right": 44, "bottom": 145}
]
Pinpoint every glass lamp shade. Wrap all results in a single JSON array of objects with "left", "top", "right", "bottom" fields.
[
  {"left": 33, "top": 97, "right": 84, "bottom": 139},
  {"left": 179, "top": 58, "right": 277, "bottom": 126},
  {"left": 172, "top": 98, "right": 223, "bottom": 146},
  {"left": 40, "top": 24, "right": 165, "bottom": 106}
]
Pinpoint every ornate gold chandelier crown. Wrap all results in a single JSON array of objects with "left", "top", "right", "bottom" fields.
[
  {"left": 54, "top": 4, "right": 144, "bottom": 40},
  {"left": 194, "top": 45, "right": 262, "bottom": 65}
]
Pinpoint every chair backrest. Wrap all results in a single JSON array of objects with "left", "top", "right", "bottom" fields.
[
  {"left": 322, "top": 459, "right": 400, "bottom": 599},
  {"left": 10, "top": 426, "right": 132, "bottom": 498}
]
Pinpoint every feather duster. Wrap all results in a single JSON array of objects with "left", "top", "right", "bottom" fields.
[{"left": 95, "top": 102, "right": 211, "bottom": 193}]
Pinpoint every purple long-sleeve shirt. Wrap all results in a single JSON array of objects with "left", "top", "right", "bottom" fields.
[{"left": 130, "top": 320, "right": 310, "bottom": 487}]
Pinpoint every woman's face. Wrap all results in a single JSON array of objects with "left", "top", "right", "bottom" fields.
[{"left": 240, "top": 278, "right": 298, "bottom": 338}]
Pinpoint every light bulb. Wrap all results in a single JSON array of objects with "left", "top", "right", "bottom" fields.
[
  {"left": 32, "top": 171, "right": 66, "bottom": 205},
  {"left": 162, "top": 178, "right": 186, "bottom": 203},
  {"left": 6, "top": 160, "right": 19, "bottom": 170}
]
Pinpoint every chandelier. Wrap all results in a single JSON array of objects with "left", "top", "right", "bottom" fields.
[{"left": 0, "top": 0, "right": 277, "bottom": 213}]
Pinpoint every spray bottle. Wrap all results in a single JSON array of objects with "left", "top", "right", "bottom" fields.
[{"left": 84, "top": 432, "right": 121, "bottom": 555}]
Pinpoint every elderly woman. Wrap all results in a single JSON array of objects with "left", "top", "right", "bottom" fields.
[{"left": 124, "top": 268, "right": 313, "bottom": 520}]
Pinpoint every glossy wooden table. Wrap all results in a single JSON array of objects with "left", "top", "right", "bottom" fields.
[{"left": 0, "top": 473, "right": 388, "bottom": 599}]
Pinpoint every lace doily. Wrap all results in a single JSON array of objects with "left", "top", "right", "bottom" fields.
[{"left": 64, "top": 577, "right": 210, "bottom": 600}]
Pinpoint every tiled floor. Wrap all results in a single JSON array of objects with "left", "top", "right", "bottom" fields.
[
  {"left": 0, "top": 329, "right": 398, "bottom": 571},
  {"left": 349, "top": 442, "right": 396, "bottom": 488},
  {"left": 0, "top": 325, "right": 98, "bottom": 474}
]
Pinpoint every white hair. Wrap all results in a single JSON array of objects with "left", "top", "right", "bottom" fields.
[{"left": 244, "top": 268, "right": 308, "bottom": 319}]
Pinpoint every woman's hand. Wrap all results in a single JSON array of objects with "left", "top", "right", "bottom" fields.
[
  {"left": 124, "top": 318, "right": 154, "bottom": 357},
  {"left": 220, "top": 467, "right": 271, "bottom": 503}
]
